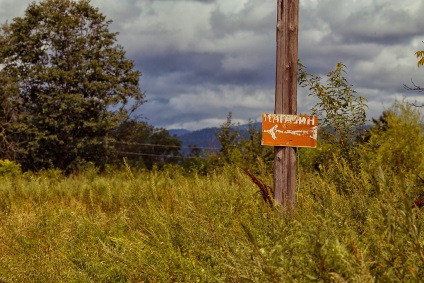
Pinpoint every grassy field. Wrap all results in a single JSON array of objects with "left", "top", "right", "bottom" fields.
[{"left": 0, "top": 161, "right": 423, "bottom": 282}]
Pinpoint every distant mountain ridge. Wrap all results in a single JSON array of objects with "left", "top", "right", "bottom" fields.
[
  {"left": 169, "top": 122, "right": 371, "bottom": 155},
  {"left": 168, "top": 122, "right": 262, "bottom": 155},
  {"left": 169, "top": 127, "right": 221, "bottom": 154},
  {"left": 167, "top": 129, "right": 191, "bottom": 137}
]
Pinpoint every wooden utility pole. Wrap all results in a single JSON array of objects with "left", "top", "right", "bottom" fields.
[{"left": 274, "top": 0, "right": 299, "bottom": 210}]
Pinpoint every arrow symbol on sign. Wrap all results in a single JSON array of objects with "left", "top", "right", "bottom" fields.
[
  {"left": 264, "top": 124, "right": 317, "bottom": 140},
  {"left": 264, "top": 125, "right": 279, "bottom": 140}
]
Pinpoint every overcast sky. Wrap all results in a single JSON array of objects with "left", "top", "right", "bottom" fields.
[{"left": 2, "top": 0, "right": 424, "bottom": 130}]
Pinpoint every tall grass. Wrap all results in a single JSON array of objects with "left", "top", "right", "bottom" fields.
[{"left": 0, "top": 162, "right": 423, "bottom": 282}]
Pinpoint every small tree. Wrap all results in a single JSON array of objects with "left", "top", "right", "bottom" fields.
[
  {"left": 297, "top": 63, "right": 368, "bottom": 174},
  {"left": 299, "top": 62, "right": 367, "bottom": 148},
  {"left": 299, "top": 63, "right": 367, "bottom": 148},
  {"left": 0, "top": 0, "right": 144, "bottom": 172},
  {"left": 216, "top": 112, "right": 241, "bottom": 164}
]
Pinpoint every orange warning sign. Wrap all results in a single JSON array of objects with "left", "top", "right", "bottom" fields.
[{"left": 262, "top": 114, "right": 318, "bottom": 148}]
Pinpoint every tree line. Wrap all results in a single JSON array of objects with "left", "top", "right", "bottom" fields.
[
  {"left": 0, "top": 0, "right": 180, "bottom": 173},
  {"left": 2, "top": 0, "right": 424, "bottom": 178}
]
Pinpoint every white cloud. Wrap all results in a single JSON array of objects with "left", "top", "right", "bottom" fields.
[{"left": 215, "top": 0, "right": 249, "bottom": 14}]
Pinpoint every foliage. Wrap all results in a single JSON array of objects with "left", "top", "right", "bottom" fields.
[
  {"left": 113, "top": 119, "right": 182, "bottom": 170},
  {"left": 296, "top": 62, "right": 368, "bottom": 179},
  {"left": 0, "top": 159, "right": 21, "bottom": 177},
  {"left": 416, "top": 49, "right": 424, "bottom": 67},
  {"left": 361, "top": 101, "right": 424, "bottom": 178},
  {"left": 180, "top": 145, "right": 212, "bottom": 175},
  {"left": 0, "top": 71, "right": 26, "bottom": 161},
  {"left": 216, "top": 112, "right": 241, "bottom": 164},
  {"left": 0, "top": 0, "right": 144, "bottom": 172},
  {"left": 403, "top": 47, "right": 424, "bottom": 100},
  {"left": 298, "top": 142, "right": 340, "bottom": 172},
  {"left": 239, "top": 119, "right": 274, "bottom": 174},
  {"left": 213, "top": 113, "right": 273, "bottom": 175},
  {"left": 0, "top": 160, "right": 423, "bottom": 281},
  {"left": 299, "top": 62, "right": 368, "bottom": 150}
]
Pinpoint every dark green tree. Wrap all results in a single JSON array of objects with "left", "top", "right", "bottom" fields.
[
  {"left": 113, "top": 120, "right": 181, "bottom": 170},
  {"left": 0, "top": 71, "right": 25, "bottom": 161},
  {"left": 0, "top": 0, "right": 144, "bottom": 172},
  {"left": 360, "top": 110, "right": 390, "bottom": 143}
]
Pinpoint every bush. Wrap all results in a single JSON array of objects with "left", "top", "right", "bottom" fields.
[
  {"left": 0, "top": 159, "right": 22, "bottom": 177},
  {"left": 361, "top": 101, "right": 424, "bottom": 178}
]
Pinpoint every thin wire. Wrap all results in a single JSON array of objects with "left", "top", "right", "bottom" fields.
[
  {"left": 116, "top": 151, "right": 202, "bottom": 159},
  {"left": 115, "top": 141, "right": 218, "bottom": 150},
  {"left": 117, "top": 151, "right": 174, "bottom": 157}
]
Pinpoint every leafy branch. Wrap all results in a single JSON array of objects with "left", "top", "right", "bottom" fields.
[{"left": 299, "top": 62, "right": 368, "bottom": 149}]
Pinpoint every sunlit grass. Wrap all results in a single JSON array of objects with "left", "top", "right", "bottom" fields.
[{"left": 0, "top": 163, "right": 423, "bottom": 282}]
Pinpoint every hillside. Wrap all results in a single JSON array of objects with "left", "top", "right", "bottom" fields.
[{"left": 169, "top": 122, "right": 262, "bottom": 155}]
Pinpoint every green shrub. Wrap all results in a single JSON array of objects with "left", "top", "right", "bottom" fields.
[
  {"left": 298, "top": 142, "right": 341, "bottom": 172},
  {"left": 0, "top": 159, "right": 22, "bottom": 177},
  {"left": 361, "top": 101, "right": 424, "bottom": 178}
]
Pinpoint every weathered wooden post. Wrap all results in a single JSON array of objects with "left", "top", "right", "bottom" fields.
[
  {"left": 262, "top": 0, "right": 316, "bottom": 212},
  {"left": 273, "top": 0, "right": 299, "bottom": 210}
]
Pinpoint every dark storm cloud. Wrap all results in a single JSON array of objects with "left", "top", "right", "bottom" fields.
[
  {"left": 140, "top": 51, "right": 274, "bottom": 86},
  {"left": 3, "top": 0, "right": 424, "bottom": 130},
  {"left": 298, "top": 1, "right": 424, "bottom": 103},
  {"left": 338, "top": 5, "right": 424, "bottom": 45}
]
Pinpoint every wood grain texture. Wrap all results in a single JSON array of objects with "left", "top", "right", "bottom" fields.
[{"left": 273, "top": 0, "right": 299, "bottom": 211}]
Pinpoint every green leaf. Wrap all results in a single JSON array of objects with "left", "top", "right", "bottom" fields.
[{"left": 0, "top": 0, "right": 145, "bottom": 172}]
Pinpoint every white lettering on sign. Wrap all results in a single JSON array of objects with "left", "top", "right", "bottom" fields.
[
  {"left": 261, "top": 113, "right": 318, "bottom": 148},
  {"left": 264, "top": 124, "right": 318, "bottom": 141},
  {"left": 264, "top": 114, "right": 316, "bottom": 126}
]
